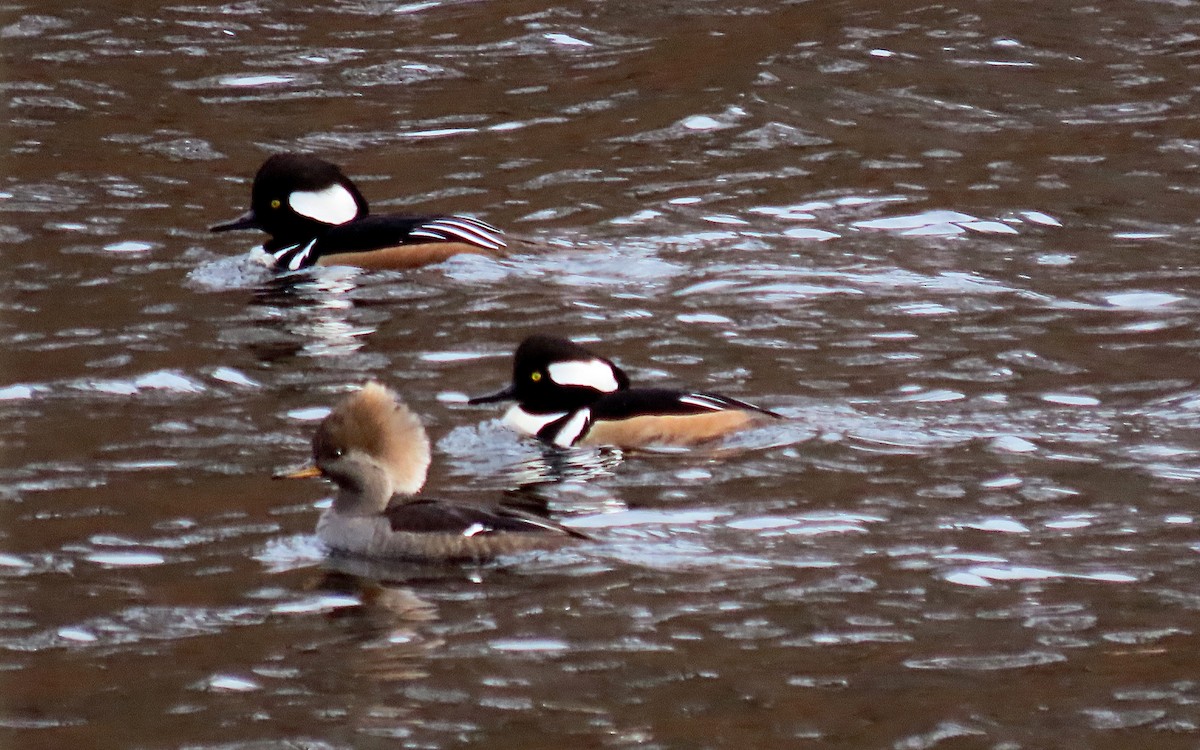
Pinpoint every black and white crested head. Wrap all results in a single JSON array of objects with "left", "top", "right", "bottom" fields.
[
  {"left": 256, "top": 153, "right": 367, "bottom": 228},
  {"left": 211, "top": 152, "right": 369, "bottom": 242},
  {"left": 510, "top": 335, "right": 631, "bottom": 412},
  {"left": 546, "top": 358, "right": 622, "bottom": 392},
  {"left": 286, "top": 181, "right": 361, "bottom": 226}
]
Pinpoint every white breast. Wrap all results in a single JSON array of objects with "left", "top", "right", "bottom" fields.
[{"left": 502, "top": 406, "right": 567, "bottom": 437}]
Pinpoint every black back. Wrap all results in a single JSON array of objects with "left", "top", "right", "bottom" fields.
[{"left": 590, "top": 388, "right": 782, "bottom": 420}]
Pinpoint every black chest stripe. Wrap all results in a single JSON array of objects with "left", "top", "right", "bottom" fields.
[{"left": 271, "top": 238, "right": 319, "bottom": 270}]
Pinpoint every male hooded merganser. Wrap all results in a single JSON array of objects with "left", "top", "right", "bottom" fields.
[
  {"left": 276, "top": 382, "right": 587, "bottom": 562},
  {"left": 211, "top": 153, "right": 507, "bottom": 272},
  {"left": 469, "top": 335, "right": 782, "bottom": 449}
]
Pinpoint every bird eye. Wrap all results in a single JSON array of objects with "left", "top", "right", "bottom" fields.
[
  {"left": 531, "top": 371, "right": 542, "bottom": 382},
  {"left": 270, "top": 199, "right": 281, "bottom": 209}
]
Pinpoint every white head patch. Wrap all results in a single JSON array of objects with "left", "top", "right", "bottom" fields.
[
  {"left": 287, "top": 184, "right": 359, "bottom": 225},
  {"left": 546, "top": 359, "right": 620, "bottom": 392}
]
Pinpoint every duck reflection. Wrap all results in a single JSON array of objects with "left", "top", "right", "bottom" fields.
[
  {"left": 246, "top": 268, "right": 377, "bottom": 362},
  {"left": 496, "top": 444, "right": 624, "bottom": 488},
  {"left": 304, "top": 568, "right": 440, "bottom": 682},
  {"left": 450, "top": 441, "right": 630, "bottom": 520}
]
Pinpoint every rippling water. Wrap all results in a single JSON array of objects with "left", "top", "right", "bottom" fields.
[{"left": 4, "top": 0, "right": 1200, "bottom": 747}]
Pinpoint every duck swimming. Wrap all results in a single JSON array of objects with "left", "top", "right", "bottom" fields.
[
  {"left": 277, "top": 382, "right": 587, "bottom": 562},
  {"left": 213, "top": 153, "right": 507, "bottom": 272},
  {"left": 469, "top": 335, "right": 782, "bottom": 449}
]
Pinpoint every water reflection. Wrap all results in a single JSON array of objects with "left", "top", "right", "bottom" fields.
[
  {"left": 6, "top": 0, "right": 1200, "bottom": 746},
  {"left": 249, "top": 270, "right": 376, "bottom": 358}
]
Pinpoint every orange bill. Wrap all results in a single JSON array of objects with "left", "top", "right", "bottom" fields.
[{"left": 273, "top": 464, "right": 322, "bottom": 480}]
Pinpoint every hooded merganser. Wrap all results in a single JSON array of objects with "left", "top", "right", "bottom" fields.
[
  {"left": 276, "top": 382, "right": 588, "bottom": 562},
  {"left": 211, "top": 153, "right": 507, "bottom": 272},
  {"left": 468, "top": 335, "right": 783, "bottom": 449}
]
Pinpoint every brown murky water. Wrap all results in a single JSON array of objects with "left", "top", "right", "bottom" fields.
[{"left": 4, "top": 1, "right": 1200, "bottom": 747}]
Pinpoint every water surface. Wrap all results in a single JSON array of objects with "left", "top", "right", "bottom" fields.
[{"left": 4, "top": 1, "right": 1200, "bottom": 747}]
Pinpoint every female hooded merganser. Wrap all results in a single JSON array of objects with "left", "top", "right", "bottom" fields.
[
  {"left": 277, "top": 382, "right": 588, "bottom": 562},
  {"left": 211, "top": 153, "right": 507, "bottom": 272},
  {"left": 469, "top": 335, "right": 782, "bottom": 449}
]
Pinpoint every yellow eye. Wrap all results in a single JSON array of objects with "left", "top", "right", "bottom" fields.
[
  {"left": 531, "top": 372, "right": 542, "bottom": 382},
  {"left": 270, "top": 199, "right": 281, "bottom": 209}
]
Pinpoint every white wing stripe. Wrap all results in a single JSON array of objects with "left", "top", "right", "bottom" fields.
[
  {"left": 409, "top": 229, "right": 445, "bottom": 241},
  {"left": 410, "top": 224, "right": 502, "bottom": 249},
  {"left": 508, "top": 514, "right": 570, "bottom": 533},
  {"left": 436, "top": 216, "right": 505, "bottom": 240},
  {"left": 433, "top": 221, "right": 506, "bottom": 249},
  {"left": 410, "top": 216, "right": 507, "bottom": 250},
  {"left": 453, "top": 215, "right": 500, "bottom": 233},
  {"left": 677, "top": 394, "right": 730, "bottom": 411}
]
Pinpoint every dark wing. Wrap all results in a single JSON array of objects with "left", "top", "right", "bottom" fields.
[
  {"left": 590, "top": 388, "right": 781, "bottom": 420},
  {"left": 265, "top": 214, "right": 507, "bottom": 270},
  {"left": 385, "top": 499, "right": 589, "bottom": 539},
  {"left": 307, "top": 213, "right": 505, "bottom": 258}
]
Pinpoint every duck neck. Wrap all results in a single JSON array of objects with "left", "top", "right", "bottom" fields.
[{"left": 329, "top": 460, "right": 394, "bottom": 516}]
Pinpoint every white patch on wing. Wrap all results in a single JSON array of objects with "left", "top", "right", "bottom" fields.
[
  {"left": 287, "top": 184, "right": 359, "bottom": 225},
  {"left": 408, "top": 215, "right": 507, "bottom": 250},
  {"left": 552, "top": 408, "right": 591, "bottom": 447},
  {"left": 462, "top": 522, "right": 488, "bottom": 537},
  {"left": 503, "top": 406, "right": 567, "bottom": 437},
  {"left": 547, "top": 359, "right": 620, "bottom": 392}
]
